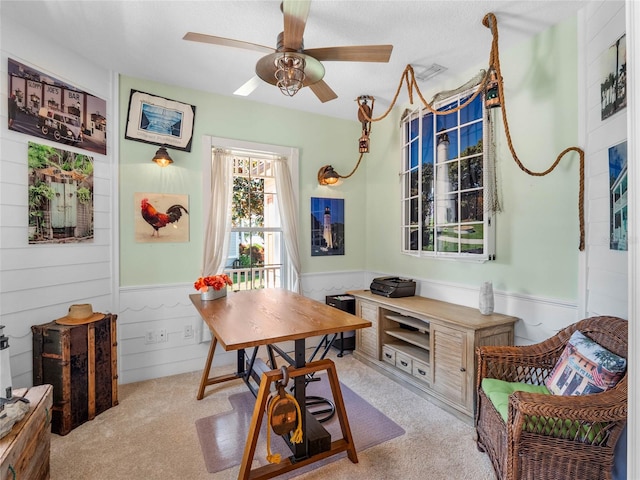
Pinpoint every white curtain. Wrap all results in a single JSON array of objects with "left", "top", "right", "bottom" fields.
[
  {"left": 202, "top": 148, "right": 233, "bottom": 276},
  {"left": 274, "top": 157, "right": 301, "bottom": 293}
]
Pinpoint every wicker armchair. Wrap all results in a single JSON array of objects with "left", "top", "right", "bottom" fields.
[{"left": 475, "top": 316, "right": 627, "bottom": 480}]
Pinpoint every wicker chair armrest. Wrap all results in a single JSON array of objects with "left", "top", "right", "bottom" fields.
[
  {"left": 510, "top": 385, "right": 627, "bottom": 424},
  {"left": 476, "top": 342, "right": 564, "bottom": 364},
  {"left": 507, "top": 383, "right": 627, "bottom": 447}
]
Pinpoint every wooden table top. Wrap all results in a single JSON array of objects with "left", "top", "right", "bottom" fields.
[{"left": 190, "top": 289, "right": 371, "bottom": 351}]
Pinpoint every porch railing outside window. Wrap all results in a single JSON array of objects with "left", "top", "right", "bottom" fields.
[{"left": 223, "top": 265, "right": 281, "bottom": 290}]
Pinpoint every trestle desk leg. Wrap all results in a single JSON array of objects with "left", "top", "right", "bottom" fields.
[
  {"left": 238, "top": 359, "right": 358, "bottom": 480},
  {"left": 196, "top": 335, "right": 239, "bottom": 400}
]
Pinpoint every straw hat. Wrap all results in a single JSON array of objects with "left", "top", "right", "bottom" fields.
[{"left": 55, "top": 304, "right": 105, "bottom": 325}]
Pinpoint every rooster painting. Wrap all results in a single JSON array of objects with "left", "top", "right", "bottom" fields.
[{"left": 140, "top": 198, "right": 189, "bottom": 237}]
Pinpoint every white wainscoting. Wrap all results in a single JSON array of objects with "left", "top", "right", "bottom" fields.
[
  {"left": 117, "top": 271, "right": 578, "bottom": 384},
  {"left": 364, "top": 271, "right": 579, "bottom": 345},
  {"left": 300, "top": 270, "right": 368, "bottom": 302},
  {"left": 117, "top": 284, "right": 230, "bottom": 384}
]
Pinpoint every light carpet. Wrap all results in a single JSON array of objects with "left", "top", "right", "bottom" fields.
[
  {"left": 195, "top": 375, "right": 405, "bottom": 477},
  {"left": 49, "top": 352, "right": 496, "bottom": 479}
]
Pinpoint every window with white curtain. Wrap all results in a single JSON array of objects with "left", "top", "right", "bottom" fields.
[
  {"left": 202, "top": 137, "right": 301, "bottom": 292},
  {"left": 400, "top": 89, "right": 496, "bottom": 261}
]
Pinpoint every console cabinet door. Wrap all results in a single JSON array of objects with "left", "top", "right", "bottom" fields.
[
  {"left": 355, "top": 300, "right": 379, "bottom": 359},
  {"left": 431, "top": 323, "right": 469, "bottom": 410}
]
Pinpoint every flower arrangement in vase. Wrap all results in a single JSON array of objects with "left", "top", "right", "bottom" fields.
[{"left": 194, "top": 274, "right": 233, "bottom": 301}]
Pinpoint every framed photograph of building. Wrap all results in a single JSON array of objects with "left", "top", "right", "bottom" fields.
[
  {"left": 28, "top": 141, "right": 95, "bottom": 244},
  {"left": 311, "top": 197, "right": 345, "bottom": 256},
  {"left": 608, "top": 141, "right": 627, "bottom": 251},
  {"left": 600, "top": 34, "right": 626, "bottom": 121},
  {"left": 8, "top": 58, "right": 107, "bottom": 155},
  {"left": 125, "top": 90, "right": 196, "bottom": 152}
]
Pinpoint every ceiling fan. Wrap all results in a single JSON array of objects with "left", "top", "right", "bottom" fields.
[{"left": 183, "top": 0, "right": 393, "bottom": 103}]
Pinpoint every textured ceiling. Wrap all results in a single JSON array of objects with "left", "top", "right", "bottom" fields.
[{"left": 1, "top": 0, "right": 588, "bottom": 121}]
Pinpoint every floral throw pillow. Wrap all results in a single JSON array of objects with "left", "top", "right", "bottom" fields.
[{"left": 546, "top": 330, "right": 627, "bottom": 396}]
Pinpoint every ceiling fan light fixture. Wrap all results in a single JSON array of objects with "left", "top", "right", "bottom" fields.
[{"left": 274, "top": 53, "right": 306, "bottom": 97}]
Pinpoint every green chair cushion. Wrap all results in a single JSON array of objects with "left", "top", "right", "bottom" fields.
[
  {"left": 481, "top": 378, "right": 606, "bottom": 444},
  {"left": 481, "top": 378, "right": 550, "bottom": 422}
]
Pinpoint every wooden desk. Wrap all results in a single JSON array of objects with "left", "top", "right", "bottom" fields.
[{"left": 190, "top": 289, "right": 371, "bottom": 480}]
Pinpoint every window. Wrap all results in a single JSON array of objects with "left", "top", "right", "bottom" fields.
[
  {"left": 202, "top": 136, "right": 300, "bottom": 293},
  {"left": 401, "top": 89, "right": 495, "bottom": 260},
  {"left": 227, "top": 153, "right": 283, "bottom": 290}
]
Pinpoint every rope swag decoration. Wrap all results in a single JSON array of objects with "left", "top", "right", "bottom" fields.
[{"left": 356, "top": 12, "right": 586, "bottom": 251}]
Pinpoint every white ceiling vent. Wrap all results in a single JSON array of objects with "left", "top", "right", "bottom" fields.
[{"left": 413, "top": 64, "right": 447, "bottom": 82}]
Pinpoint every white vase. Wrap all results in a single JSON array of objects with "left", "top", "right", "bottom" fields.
[
  {"left": 201, "top": 287, "right": 227, "bottom": 301},
  {"left": 479, "top": 282, "right": 494, "bottom": 315}
]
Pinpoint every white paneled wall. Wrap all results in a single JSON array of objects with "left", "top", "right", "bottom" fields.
[
  {"left": 365, "top": 271, "right": 578, "bottom": 346},
  {"left": 583, "top": 1, "right": 628, "bottom": 319},
  {"left": 0, "top": 20, "right": 116, "bottom": 389},
  {"left": 117, "top": 284, "right": 231, "bottom": 384},
  {"left": 300, "top": 270, "right": 367, "bottom": 302}
]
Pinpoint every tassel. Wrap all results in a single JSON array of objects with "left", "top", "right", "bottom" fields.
[
  {"left": 265, "top": 391, "right": 304, "bottom": 464},
  {"left": 287, "top": 392, "right": 304, "bottom": 445}
]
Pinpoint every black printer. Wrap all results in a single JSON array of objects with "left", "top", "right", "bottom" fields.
[{"left": 370, "top": 276, "right": 416, "bottom": 298}]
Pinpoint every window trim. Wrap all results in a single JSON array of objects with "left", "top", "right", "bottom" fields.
[{"left": 400, "top": 88, "right": 496, "bottom": 262}]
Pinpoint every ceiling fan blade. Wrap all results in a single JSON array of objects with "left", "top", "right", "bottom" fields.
[
  {"left": 309, "top": 80, "right": 338, "bottom": 103},
  {"left": 183, "top": 32, "right": 274, "bottom": 54},
  {"left": 233, "top": 76, "right": 261, "bottom": 96},
  {"left": 305, "top": 45, "right": 393, "bottom": 63},
  {"left": 282, "top": 0, "right": 310, "bottom": 50}
]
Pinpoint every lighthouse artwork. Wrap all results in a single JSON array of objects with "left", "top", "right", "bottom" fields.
[
  {"left": 311, "top": 197, "right": 345, "bottom": 256},
  {"left": 323, "top": 207, "right": 334, "bottom": 249}
]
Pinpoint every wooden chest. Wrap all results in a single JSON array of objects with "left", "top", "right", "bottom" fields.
[
  {"left": 32, "top": 315, "right": 118, "bottom": 435},
  {"left": 0, "top": 385, "right": 53, "bottom": 480}
]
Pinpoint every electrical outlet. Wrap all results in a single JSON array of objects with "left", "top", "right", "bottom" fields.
[
  {"left": 184, "top": 324, "right": 194, "bottom": 339},
  {"left": 158, "top": 328, "right": 167, "bottom": 343},
  {"left": 145, "top": 330, "right": 156, "bottom": 344}
]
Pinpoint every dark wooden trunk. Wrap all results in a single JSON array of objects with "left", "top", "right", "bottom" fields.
[{"left": 31, "top": 314, "right": 118, "bottom": 435}]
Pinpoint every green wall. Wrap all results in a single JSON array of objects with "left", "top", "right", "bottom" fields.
[
  {"left": 120, "top": 15, "right": 580, "bottom": 302},
  {"left": 364, "top": 16, "right": 580, "bottom": 300},
  {"left": 119, "top": 78, "right": 368, "bottom": 286}
]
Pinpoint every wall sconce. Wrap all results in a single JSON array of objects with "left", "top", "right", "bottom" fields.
[
  {"left": 317, "top": 165, "right": 340, "bottom": 185},
  {"left": 152, "top": 146, "right": 173, "bottom": 167},
  {"left": 317, "top": 153, "right": 364, "bottom": 186},
  {"left": 484, "top": 68, "right": 501, "bottom": 109}
]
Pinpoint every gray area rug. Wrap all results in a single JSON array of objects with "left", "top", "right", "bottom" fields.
[{"left": 195, "top": 375, "right": 405, "bottom": 477}]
